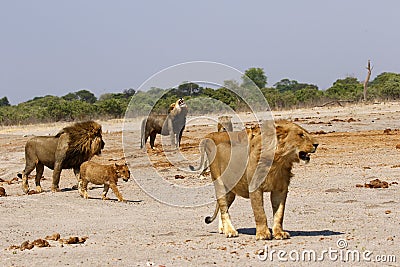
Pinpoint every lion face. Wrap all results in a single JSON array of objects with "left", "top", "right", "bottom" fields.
[
  {"left": 275, "top": 121, "right": 318, "bottom": 163},
  {"left": 116, "top": 163, "right": 130, "bottom": 182},
  {"left": 91, "top": 135, "right": 105, "bottom": 156},
  {"left": 177, "top": 98, "right": 186, "bottom": 108},
  {"left": 168, "top": 98, "right": 187, "bottom": 114},
  {"left": 90, "top": 123, "right": 105, "bottom": 155},
  {"left": 173, "top": 98, "right": 187, "bottom": 112}
]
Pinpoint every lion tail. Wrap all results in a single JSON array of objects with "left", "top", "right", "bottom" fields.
[{"left": 205, "top": 202, "right": 219, "bottom": 224}]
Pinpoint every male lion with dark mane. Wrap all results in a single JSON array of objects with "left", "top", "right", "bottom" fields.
[
  {"left": 18, "top": 121, "right": 105, "bottom": 193},
  {"left": 141, "top": 98, "right": 188, "bottom": 149},
  {"left": 191, "top": 120, "right": 318, "bottom": 240}
]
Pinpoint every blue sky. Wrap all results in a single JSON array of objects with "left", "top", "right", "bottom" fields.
[{"left": 1, "top": 1, "right": 399, "bottom": 104}]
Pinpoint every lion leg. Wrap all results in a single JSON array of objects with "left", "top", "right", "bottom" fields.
[
  {"left": 101, "top": 184, "right": 110, "bottom": 200},
  {"left": 271, "top": 190, "right": 290, "bottom": 240},
  {"left": 140, "top": 119, "right": 147, "bottom": 149},
  {"left": 177, "top": 127, "right": 184, "bottom": 148},
  {"left": 51, "top": 162, "right": 63, "bottom": 192},
  {"left": 78, "top": 179, "right": 89, "bottom": 199},
  {"left": 71, "top": 168, "right": 80, "bottom": 190},
  {"left": 34, "top": 163, "right": 44, "bottom": 193},
  {"left": 167, "top": 119, "right": 176, "bottom": 148},
  {"left": 218, "top": 216, "right": 224, "bottom": 234},
  {"left": 149, "top": 132, "right": 157, "bottom": 149},
  {"left": 217, "top": 192, "right": 238, "bottom": 238},
  {"left": 218, "top": 193, "right": 235, "bottom": 234},
  {"left": 21, "top": 162, "right": 36, "bottom": 194},
  {"left": 143, "top": 130, "right": 150, "bottom": 149},
  {"left": 250, "top": 189, "right": 272, "bottom": 240},
  {"left": 110, "top": 183, "right": 125, "bottom": 202}
]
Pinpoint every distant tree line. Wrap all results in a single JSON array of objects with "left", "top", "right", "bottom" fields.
[
  {"left": 0, "top": 89, "right": 135, "bottom": 125},
  {"left": 1, "top": 68, "right": 400, "bottom": 125}
]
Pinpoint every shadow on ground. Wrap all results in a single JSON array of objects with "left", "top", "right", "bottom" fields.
[{"left": 238, "top": 228, "right": 344, "bottom": 237}]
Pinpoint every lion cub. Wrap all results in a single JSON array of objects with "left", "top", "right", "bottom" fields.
[{"left": 79, "top": 162, "right": 130, "bottom": 202}]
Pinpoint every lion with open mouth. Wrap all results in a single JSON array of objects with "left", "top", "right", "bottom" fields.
[
  {"left": 141, "top": 98, "right": 188, "bottom": 149},
  {"left": 191, "top": 120, "right": 318, "bottom": 240}
]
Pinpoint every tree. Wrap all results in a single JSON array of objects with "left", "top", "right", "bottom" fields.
[
  {"left": 274, "top": 79, "right": 298, "bottom": 92},
  {"left": 123, "top": 88, "right": 136, "bottom": 98},
  {"left": 97, "top": 98, "right": 127, "bottom": 118},
  {"left": 295, "top": 86, "right": 323, "bottom": 105},
  {"left": 370, "top": 72, "right": 400, "bottom": 87},
  {"left": 62, "top": 93, "right": 79, "bottom": 101},
  {"left": 325, "top": 77, "right": 363, "bottom": 100},
  {"left": 261, "top": 87, "right": 280, "bottom": 108},
  {"left": 98, "top": 93, "right": 114, "bottom": 101},
  {"left": 381, "top": 78, "right": 400, "bottom": 99},
  {"left": 370, "top": 72, "right": 400, "bottom": 100},
  {"left": 75, "top": 90, "right": 97, "bottom": 103},
  {"left": 177, "top": 82, "right": 202, "bottom": 96},
  {"left": 243, "top": 68, "right": 267, "bottom": 89},
  {"left": 223, "top": 80, "right": 240, "bottom": 90},
  {"left": 0, "top": 97, "right": 10, "bottom": 107},
  {"left": 274, "top": 79, "right": 318, "bottom": 92}
]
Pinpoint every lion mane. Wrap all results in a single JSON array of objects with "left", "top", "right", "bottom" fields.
[
  {"left": 57, "top": 121, "right": 104, "bottom": 168},
  {"left": 19, "top": 121, "right": 105, "bottom": 193}
]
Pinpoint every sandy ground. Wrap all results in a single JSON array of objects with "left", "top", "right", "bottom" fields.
[{"left": 0, "top": 102, "right": 399, "bottom": 266}]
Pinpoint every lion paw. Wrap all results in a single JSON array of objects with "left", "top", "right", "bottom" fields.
[
  {"left": 224, "top": 228, "right": 238, "bottom": 238},
  {"left": 274, "top": 231, "right": 290, "bottom": 240},
  {"left": 22, "top": 184, "right": 29, "bottom": 194},
  {"left": 51, "top": 186, "right": 61, "bottom": 193},
  {"left": 256, "top": 230, "right": 272, "bottom": 240},
  {"left": 36, "top": 186, "right": 42, "bottom": 193}
]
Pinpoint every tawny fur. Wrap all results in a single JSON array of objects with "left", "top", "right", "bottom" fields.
[
  {"left": 193, "top": 120, "right": 318, "bottom": 240},
  {"left": 141, "top": 98, "right": 188, "bottom": 149},
  {"left": 189, "top": 125, "right": 261, "bottom": 173},
  {"left": 19, "top": 121, "right": 105, "bottom": 193},
  {"left": 79, "top": 162, "right": 130, "bottom": 202}
]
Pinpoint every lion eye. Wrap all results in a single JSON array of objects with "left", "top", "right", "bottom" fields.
[{"left": 298, "top": 133, "right": 305, "bottom": 138}]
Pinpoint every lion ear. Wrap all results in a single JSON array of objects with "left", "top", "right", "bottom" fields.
[{"left": 275, "top": 125, "right": 288, "bottom": 140}]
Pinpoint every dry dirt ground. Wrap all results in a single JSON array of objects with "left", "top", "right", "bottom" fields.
[{"left": 0, "top": 102, "right": 399, "bottom": 266}]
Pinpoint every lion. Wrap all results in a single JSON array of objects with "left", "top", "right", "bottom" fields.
[
  {"left": 217, "top": 115, "right": 233, "bottom": 132},
  {"left": 191, "top": 120, "right": 318, "bottom": 240},
  {"left": 78, "top": 162, "right": 130, "bottom": 202},
  {"left": 141, "top": 98, "right": 188, "bottom": 149},
  {"left": 189, "top": 124, "right": 261, "bottom": 174},
  {"left": 18, "top": 121, "right": 105, "bottom": 193}
]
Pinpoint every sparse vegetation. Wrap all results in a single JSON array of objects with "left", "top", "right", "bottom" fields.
[{"left": 1, "top": 69, "right": 400, "bottom": 126}]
